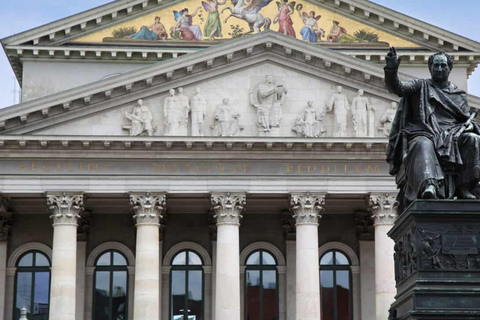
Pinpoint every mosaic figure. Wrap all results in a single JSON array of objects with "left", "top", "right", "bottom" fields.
[
  {"left": 203, "top": 0, "right": 227, "bottom": 40},
  {"left": 298, "top": 10, "right": 324, "bottom": 43},
  {"left": 274, "top": 0, "right": 296, "bottom": 37},
  {"left": 127, "top": 16, "right": 168, "bottom": 40},
  {"left": 173, "top": 7, "right": 203, "bottom": 40}
]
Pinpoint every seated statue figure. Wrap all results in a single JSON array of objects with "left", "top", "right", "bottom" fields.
[{"left": 385, "top": 47, "right": 480, "bottom": 211}]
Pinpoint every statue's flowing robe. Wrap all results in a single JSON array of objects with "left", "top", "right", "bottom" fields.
[{"left": 385, "top": 68, "right": 480, "bottom": 208}]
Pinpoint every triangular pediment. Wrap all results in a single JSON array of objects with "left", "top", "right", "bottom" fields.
[
  {"left": 3, "top": 0, "right": 480, "bottom": 51},
  {"left": 1, "top": 32, "right": 480, "bottom": 137}
]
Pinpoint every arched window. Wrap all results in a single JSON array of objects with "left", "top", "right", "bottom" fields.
[
  {"left": 320, "top": 250, "right": 352, "bottom": 320},
  {"left": 170, "top": 250, "right": 204, "bottom": 320},
  {"left": 245, "top": 250, "right": 278, "bottom": 320},
  {"left": 14, "top": 250, "right": 51, "bottom": 320},
  {"left": 93, "top": 250, "right": 129, "bottom": 320}
]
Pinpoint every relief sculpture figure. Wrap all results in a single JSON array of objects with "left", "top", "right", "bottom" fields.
[
  {"left": 213, "top": 98, "right": 241, "bottom": 136},
  {"left": 378, "top": 102, "right": 397, "bottom": 137},
  {"left": 176, "top": 87, "right": 190, "bottom": 135},
  {"left": 351, "top": 89, "right": 369, "bottom": 137},
  {"left": 123, "top": 99, "right": 155, "bottom": 136},
  {"left": 327, "top": 86, "right": 349, "bottom": 137},
  {"left": 164, "top": 89, "right": 183, "bottom": 136},
  {"left": 250, "top": 75, "right": 286, "bottom": 135},
  {"left": 293, "top": 101, "right": 325, "bottom": 137},
  {"left": 190, "top": 87, "right": 207, "bottom": 136},
  {"left": 385, "top": 47, "right": 480, "bottom": 211}
]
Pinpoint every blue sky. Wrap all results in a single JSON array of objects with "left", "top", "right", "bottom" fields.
[{"left": 0, "top": 0, "right": 479, "bottom": 108}]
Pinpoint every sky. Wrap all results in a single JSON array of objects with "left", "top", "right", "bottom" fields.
[{"left": 0, "top": 0, "right": 480, "bottom": 109}]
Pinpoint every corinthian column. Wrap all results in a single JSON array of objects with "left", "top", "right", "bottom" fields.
[
  {"left": 0, "top": 197, "right": 12, "bottom": 320},
  {"left": 211, "top": 192, "right": 246, "bottom": 320},
  {"left": 290, "top": 192, "right": 325, "bottom": 320},
  {"left": 47, "top": 192, "right": 84, "bottom": 320},
  {"left": 130, "top": 192, "right": 166, "bottom": 320},
  {"left": 367, "top": 193, "right": 398, "bottom": 320}
]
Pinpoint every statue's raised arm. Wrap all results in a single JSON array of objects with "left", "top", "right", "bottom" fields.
[{"left": 384, "top": 47, "right": 421, "bottom": 97}]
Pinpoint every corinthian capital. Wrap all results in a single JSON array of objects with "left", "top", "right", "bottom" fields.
[
  {"left": 211, "top": 192, "right": 246, "bottom": 226},
  {"left": 367, "top": 193, "right": 398, "bottom": 226},
  {"left": 130, "top": 192, "right": 166, "bottom": 226},
  {"left": 289, "top": 192, "right": 326, "bottom": 226},
  {"left": 47, "top": 192, "right": 84, "bottom": 226}
]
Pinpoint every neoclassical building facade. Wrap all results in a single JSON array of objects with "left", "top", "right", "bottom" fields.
[{"left": 1, "top": 1, "right": 480, "bottom": 320}]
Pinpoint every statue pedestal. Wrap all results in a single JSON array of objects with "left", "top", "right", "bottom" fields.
[{"left": 388, "top": 200, "right": 480, "bottom": 319}]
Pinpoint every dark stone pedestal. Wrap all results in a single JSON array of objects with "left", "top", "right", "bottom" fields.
[{"left": 388, "top": 200, "right": 480, "bottom": 320}]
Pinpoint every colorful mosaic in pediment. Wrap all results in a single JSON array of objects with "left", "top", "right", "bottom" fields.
[{"left": 73, "top": 0, "right": 418, "bottom": 47}]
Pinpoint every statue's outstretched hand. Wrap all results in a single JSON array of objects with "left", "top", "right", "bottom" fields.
[{"left": 386, "top": 46, "right": 401, "bottom": 69}]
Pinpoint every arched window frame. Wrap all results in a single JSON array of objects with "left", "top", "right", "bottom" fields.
[
  {"left": 244, "top": 249, "right": 279, "bottom": 320},
  {"left": 13, "top": 250, "right": 51, "bottom": 320},
  {"left": 319, "top": 249, "right": 353, "bottom": 320},
  {"left": 169, "top": 249, "right": 205, "bottom": 320},
  {"left": 92, "top": 249, "right": 129, "bottom": 320}
]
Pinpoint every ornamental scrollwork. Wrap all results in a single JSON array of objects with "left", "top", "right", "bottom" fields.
[
  {"left": 289, "top": 192, "right": 325, "bottom": 226},
  {"left": 130, "top": 192, "right": 166, "bottom": 226},
  {"left": 367, "top": 193, "right": 398, "bottom": 226},
  {"left": 47, "top": 192, "right": 84, "bottom": 226},
  {"left": 210, "top": 192, "right": 246, "bottom": 226}
]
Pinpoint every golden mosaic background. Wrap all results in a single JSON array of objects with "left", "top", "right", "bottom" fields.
[{"left": 74, "top": 0, "right": 418, "bottom": 47}]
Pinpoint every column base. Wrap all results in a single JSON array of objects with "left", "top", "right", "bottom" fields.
[{"left": 388, "top": 200, "right": 480, "bottom": 320}]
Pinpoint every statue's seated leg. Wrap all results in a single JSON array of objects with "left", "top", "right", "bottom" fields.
[
  {"left": 405, "top": 136, "right": 444, "bottom": 202},
  {"left": 456, "top": 132, "right": 480, "bottom": 199}
]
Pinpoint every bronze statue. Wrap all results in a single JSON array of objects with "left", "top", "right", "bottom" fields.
[{"left": 385, "top": 47, "right": 480, "bottom": 211}]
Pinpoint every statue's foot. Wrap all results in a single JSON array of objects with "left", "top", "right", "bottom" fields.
[
  {"left": 421, "top": 184, "right": 438, "bottom": 199},
  {"left": 456, "top": 186, "right": 478, "bottom": 199}
]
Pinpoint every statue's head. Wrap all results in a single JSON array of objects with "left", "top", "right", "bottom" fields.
[
  {"left": 178, "top": 87, "right": 184, "bottom": 94},
  {"left": 195, "top": 87, "right": 201, "bottom": 94},
  {"left": 337, "top": 86, "right": 343, "bottom": 93},
  {"left": 155, "top": 16, "right": 161, "bottom": 23},
  {"left": 358, "top": 89, "right": 364, "bottom": 96},
  {"left": 265, "top": 75, "right": 274, "bottom": 84},
  {"left": 307, "top": 101, "right": 314, "bottom": 107},
  {"left": 223, "top": 98, "right": 230, "bottom": 105},
  {"left": 169, "top": 89, "right": 175, "bottom": 96},
  {"left": 137, "top": 99, "right": 143, "bottom": 106},
  {"left": 428, "top": 52, "right": 453, "bottom": 83},
  {"left": 391, "top": 101, "right": 397, "bottom": 109}
]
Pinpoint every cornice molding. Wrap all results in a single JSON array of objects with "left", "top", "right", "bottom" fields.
[{"left": 0, "top": 135, "right": 389, "bottom": 153}]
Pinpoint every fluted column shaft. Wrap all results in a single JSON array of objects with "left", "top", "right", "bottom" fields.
[
  {"left": 211, "top": 192, "right": 246, "bottom": 320},
  {"left": 367, "top": 193, "right": 398, "bottom": 320},
  {"left": 131, "top": 192, "right": 166, "bottom": 320},
  {"left": 47, "top": 192, "right": 84, "bottom": 320},
  {"left": 290, "top": 193, "right": 325, "bottom": 320}
]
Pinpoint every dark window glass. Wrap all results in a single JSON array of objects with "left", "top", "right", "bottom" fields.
[
  {"left": 320, "top": 250, "right": 352, "bottom": 320},
  {"left": 245, "top": 250, "right": 278, "bottom": 320},
  {"left": 14, "top": 251, "right": 51, "bottom": 320},
  {"left": 94, "top": 250, "right": 129, "bottom": 320},
  {"left": 170, "top": 250, "right": 204, "bottom": 320}
]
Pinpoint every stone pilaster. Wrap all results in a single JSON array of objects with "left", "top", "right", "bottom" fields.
[
  {"left": 47, "top": 192, "right": 84, "bottom": 320},
  {"left": 130, "top": 192, "right": 166, "bottom": 320},
  {"left": 367, "top": 193, "right": 398, "bottom": 320},
  {"left": 211, "top": 192, "right": 246, "bottom": 320},
  {"left": 0, "top": 197, "right": 11, "bottom": 320},
  {"left": 289, "top": 192, "right": 325, "bottom": 320}
]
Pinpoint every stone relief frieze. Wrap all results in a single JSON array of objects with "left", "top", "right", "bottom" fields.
[
  {"left": 82, "top": 67, "right": 401, "bottom": 138},
  {"left": 292, "top": 101, "right": 326, "bottom": 137}
]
